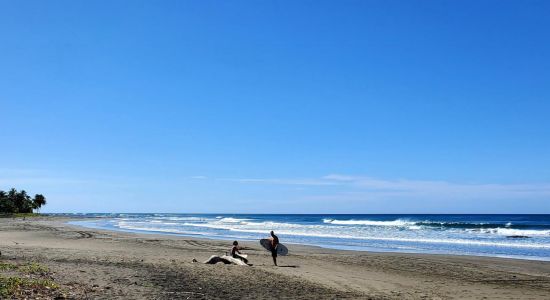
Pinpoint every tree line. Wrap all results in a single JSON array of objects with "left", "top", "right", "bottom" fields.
[{"left": 0, "top": 188, "right": 47, "bottom": 214}]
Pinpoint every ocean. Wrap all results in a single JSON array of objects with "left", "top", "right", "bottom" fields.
[{"left": 66, "top": 214, "right": 550, "bottom": 261}]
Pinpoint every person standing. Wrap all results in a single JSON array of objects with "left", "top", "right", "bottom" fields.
[{"left": 270, "top": 231, "right": 279, "bottom": 266}]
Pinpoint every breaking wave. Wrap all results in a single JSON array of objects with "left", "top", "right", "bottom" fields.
[
  {"left": 323, "top": 219, "right": 413, "bottom": 226},
  {"left": 68, "top": 214, "right": 550, "bottom": 261}
]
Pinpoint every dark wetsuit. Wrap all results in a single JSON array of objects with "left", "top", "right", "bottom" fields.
[{"left": 271, "top": 234, "right": 279, "bottom": 258}]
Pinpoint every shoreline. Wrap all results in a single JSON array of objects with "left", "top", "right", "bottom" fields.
[
  {"left": 2, "top": 216, "right": 550, "bottom": 299},
  {"left": 70, "top": 219, "right": 550, "bottom": 263},
  {"left": 68, "top": 213, "right": 550, "bottom": 261}
]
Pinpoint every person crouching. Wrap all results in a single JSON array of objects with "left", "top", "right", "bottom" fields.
[{"left": 231, "top": 241, "right": 248, "bottom": 264}]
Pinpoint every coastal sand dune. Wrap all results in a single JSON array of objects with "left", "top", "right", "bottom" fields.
[{"left": 1, "top": 217, "right": 550, "bottom": 299}]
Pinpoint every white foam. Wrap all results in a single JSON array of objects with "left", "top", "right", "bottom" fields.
[
  {"left": 171, "top": 221, "right": 550, "bottom": 249},
  {"left": 165, "top": 216, "right": 207, "bottom": 221},
  {"left": 323, "top": 218, "right": 413, "bottom": 226},
  {"left": 216, "top": 217, "right": 251, "bottom": 223},
  {"left": 183, "top": 220, "right": 321, "bottom": 231},
  {"left": 116, "top": 224, "right": 204, "bottom": 236},
  {"left": 108, "top": 217, "right": 550, "bottom": 252},
  {"left": 178, "top": 225, "right": 550, "bottom": 249},
  {"left": 485, "top": 228, "right": 550, "bottom": 237}
]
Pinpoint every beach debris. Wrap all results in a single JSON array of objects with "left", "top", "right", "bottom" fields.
[{"left": 203, "top": 255, "right": 249, "bottom": 266}]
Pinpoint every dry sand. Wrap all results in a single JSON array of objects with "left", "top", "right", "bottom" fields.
[{"left": 1, "top": 216, "right": 549, "bottom": 299}]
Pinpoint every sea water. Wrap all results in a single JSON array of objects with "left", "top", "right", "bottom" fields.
[{"left": 65, "top": 214, "right": 550, "bottom": 261}]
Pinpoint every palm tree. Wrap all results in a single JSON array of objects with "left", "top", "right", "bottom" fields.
[
  {"left": 15, "top": 190, "right": 33, "bottom": 213},
  {"left": 0, "top": 190, "right": 9, "bottom": 213},
  {"left": 0, "top": 189, "right": 47, "bottom": 213},
  {"left": 32, "top": 194, "right": 47, "bottom": 213}
]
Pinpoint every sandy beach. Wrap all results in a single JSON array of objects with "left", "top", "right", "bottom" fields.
[{"left": 1, "top": 216, "right": 549, "bottom": 299}]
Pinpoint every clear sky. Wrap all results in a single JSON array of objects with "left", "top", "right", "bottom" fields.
[{"left": 1, "top": 1, "right": 549, "bottom": 213}]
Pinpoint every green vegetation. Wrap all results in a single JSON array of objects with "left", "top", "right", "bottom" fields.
[
  {"left": 0, "top": 188, "right": 46, "bottom": 214},
  {"left": 0, "top": 276, "right": 59, "bottom": 298},
  {"left": 0, "top": 261, "right": 48, "bottom": 273},
  {"left": 0, "top": 262, "right": 17, "bottom": 271},
  {"left": 0, "top": 261, "right": 59, "bottom": 298},
  {"left": 19, "top": 262, "right": 49, "bottom": 274}
]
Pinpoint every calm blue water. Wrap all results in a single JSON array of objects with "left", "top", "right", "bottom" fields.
[{"left": 65, "top": 214, "right": 550, "bottom": 261}]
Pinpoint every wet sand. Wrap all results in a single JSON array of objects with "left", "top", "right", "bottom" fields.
[{"left": 1, "top": 216, "right": 549, "bottom": 299}]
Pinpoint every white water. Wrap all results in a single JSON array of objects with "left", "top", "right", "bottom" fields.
[{"left": 67, "top": 214, "right": 550, "bottom": 261}]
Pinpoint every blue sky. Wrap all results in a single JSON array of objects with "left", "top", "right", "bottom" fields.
[{"left": 1, "top": 1, "right": 549, "bottom": 213}]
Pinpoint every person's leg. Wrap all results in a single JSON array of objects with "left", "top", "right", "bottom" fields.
[
  {"left": 271, "top": 250, "right": 277, "bottom": 266},
  {"left": 237, "top": 254, "right": 248, "bottom": 264},
  {"left": 233, "top": 253, "right": 249, "bottom": 264}
]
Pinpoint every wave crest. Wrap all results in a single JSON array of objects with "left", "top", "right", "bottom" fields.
[{"left": 323, "top": 219, "right": 413, "bottom": 226}]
